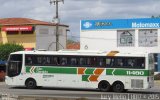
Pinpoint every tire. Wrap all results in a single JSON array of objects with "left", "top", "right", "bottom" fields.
[
  {"left": 112, "top": 81, "right": 124, "bottom": 92},
  {"left": 25, "top": 79, "right": 37, "bottom": 89},
  {"left": 98, "top": 81, "right": 110, "bottom": 92}
]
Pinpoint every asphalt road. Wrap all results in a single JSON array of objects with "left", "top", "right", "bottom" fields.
[{"left": 0, "top": 82, "right": 160, "bottom": 100}]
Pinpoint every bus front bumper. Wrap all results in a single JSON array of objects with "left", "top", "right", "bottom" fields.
[
  {"left": 5, "top": 76, "right": 14, "bottom": 85},
  {"left": 5, "top": 76, "right": 24, "bottom": 86}
]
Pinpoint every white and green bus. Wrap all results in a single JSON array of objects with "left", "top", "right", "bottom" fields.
[{"left": 5, "top": 50, "right": 154, "bottom": 92}]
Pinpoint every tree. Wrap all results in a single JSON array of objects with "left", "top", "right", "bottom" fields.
[
  {"left": 151, "top": 15, "right": 160, "bottom": 18},
  {"left": 0, "top": 43, "right": 24, "bottom": 61},
  {"left": 67, "top": 39, "right": 80, "bottom": 49}
]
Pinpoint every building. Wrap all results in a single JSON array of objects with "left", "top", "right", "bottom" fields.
[
  {"left": 0, "top": 18, "right": 69, "bottom": 51},
  {"left": 80, "top": 18, "right": 160, "bottom": 72}
]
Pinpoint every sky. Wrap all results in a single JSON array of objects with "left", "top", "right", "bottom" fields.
[{"left": 0, "top": 0, "right": 160, "bottom": 41}]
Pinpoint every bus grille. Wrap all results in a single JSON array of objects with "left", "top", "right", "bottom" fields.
[{"left": 131, "top": 79, "right": 143, "bottom": 88}]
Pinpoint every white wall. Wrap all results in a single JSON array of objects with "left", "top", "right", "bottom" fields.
[
  {"left": 80, "top": 29, "right": 160, "bottom": 53},
  {"left": 58, "top": 27, "right": 67, "bottom": 50},
  {"left": 35, "top": 25, "right": 67, "bottom": 51},
  {"left": 81, "top": 30, "right": 116, "bottom": 51}
]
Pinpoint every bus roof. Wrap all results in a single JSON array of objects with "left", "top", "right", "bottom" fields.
[{"left": 10, "top": 50, "right": 147, "bottom": 57}]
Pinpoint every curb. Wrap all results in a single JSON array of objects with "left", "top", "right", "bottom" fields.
[
  {"left": 0, "top": 82, "right": 5, "bottom": 85},
  {"left": 155, "top": 80, "right": 160, "bottom": 85}
]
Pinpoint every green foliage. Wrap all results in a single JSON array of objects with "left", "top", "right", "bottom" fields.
[
  {"left": 67, "top": 39, "right": 77, "bottom": 44},
  {"left": 151, "top": 15, "right": 160, "bottom": 18},
  {"left": 0, "top": 43, "right": 24, "bottom": 61},
  {"left": 154, "top": 73, "right": 160, "bottom": 80}
]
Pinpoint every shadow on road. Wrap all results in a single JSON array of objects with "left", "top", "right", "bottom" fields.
[{"left": 10, "top": 86, "right": 160, "bottom": 94}]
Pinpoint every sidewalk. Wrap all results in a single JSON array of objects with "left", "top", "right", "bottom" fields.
[
  {"left": 155, "top": 80, "right": 160, "bottom": 86},
  {"left": 0, "top": 82, "right": 5, "bottom": 85}
]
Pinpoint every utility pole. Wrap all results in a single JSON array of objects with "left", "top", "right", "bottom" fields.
[{"left": 50, "top": 0, "right": 64, "bottom": 51}]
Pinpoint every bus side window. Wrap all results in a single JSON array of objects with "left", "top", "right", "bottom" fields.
[
  {"left": 46, "top": 57, "right": 51, "bottom": 65},
  {"left": 87, "top": 58, "right": 91, "bottom": 66},
  {"left": 26, "top": 56, "right": 32, "bottom": 65},
  {"left": 32, "top": 56, "right": 37, "bottom": 65},
  {"left": 128, "top": 59, "right": 135, "bottom": 67},
  {"left": 71, "top": 58, "right": 77, "bottom": 65},
  {"left": 61, "top": 57, "right": 67, "bottom": 66},
  {"left": 105, "top": 58, "right": 111, "bottom": 67},
  {"left": 42, "top": 57, "right": 47, "bottom": 65},
  {"left": 137, "top": 58, "right": 145, "bottom": 68},
  {"left": 109, "top": 58, "right": 115, "bottom": 67},
  {"left": 80, "top": 58, "right": 85, "bottom": 66},
  {"left": 97, "top": 58, "right": 104, "bottom": 67},
  {"left": 92, "top": 57, "right": 97, "bottom": 67},
  {"left": 37, "top": 56, "right": 42, "bottom": 65},
  {"left": 53, "top": 57, "right": 57, "bottom": 65},
  {"left": 116, "top": 58, "right": 123, "bottom": 67},
  {"left": 79, "top": 57, "right": 91, "bottom": 66}
]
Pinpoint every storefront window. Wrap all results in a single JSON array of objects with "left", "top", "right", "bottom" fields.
[
  {"left": 7, "top": 31, "right": 19, "bottom": 35},
  {"left": 21, "top": 31, "right": 34, "bottom": 34}
]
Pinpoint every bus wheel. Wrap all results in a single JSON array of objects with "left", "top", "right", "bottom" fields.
[
  {"left": 98, "top": 81, "right": 110, "bottom": 92},
  {"left": 112, "top": 81, "right": 124, "bottom": 92},
  {"left": 25, "top": 78, "right": 37, "bottom": 89}
]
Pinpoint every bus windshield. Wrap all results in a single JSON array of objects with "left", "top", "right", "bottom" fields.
[{"left": 7, "top": 54, "right": 22, "bottom": 77}]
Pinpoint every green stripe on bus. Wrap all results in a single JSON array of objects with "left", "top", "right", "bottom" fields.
[
  {"left": 85, "top": 68, "right": 95, "bottom": 74},
  {"left": 106, "top": 69, "right": 149, "bottom": 76},
  {"left": 26, "top": 66, "right": 30, "bottom": 73},
  {"left": 26, "top": 66, "right": 77, "bottom": 74},
  {"left": 82, "top": 75, "right": 90, "bottom": 81},
  {"left": 26, "top": 66, "right": 149, "bottom": 76}
]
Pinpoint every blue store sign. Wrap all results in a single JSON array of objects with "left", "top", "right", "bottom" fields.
[{"left": 81, "top": 18, "right": 160, "bottom": 30}]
